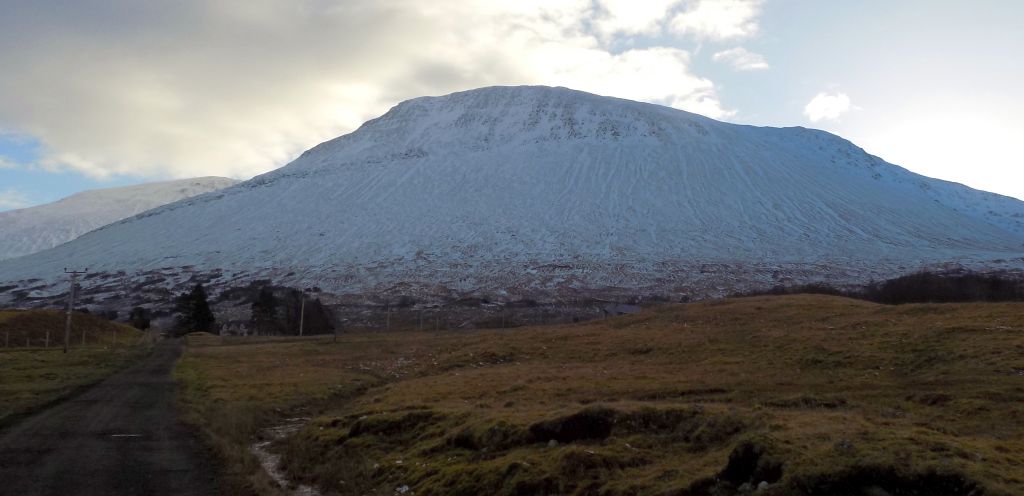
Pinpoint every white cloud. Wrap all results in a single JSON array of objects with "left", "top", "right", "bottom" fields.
[
  {"left": 671, "top": 0, "right": 763, "bottom": 40},
  {"left": 0, "top": 0, "right": 750, "bottom": 181},
  {"left": 712, "top": 47, "right": 769, "bottom": 71},
  {"left": 591, "top": 0, "right": 682, "bottom": 37},
  {"left": 0, "top": 188, "right": 31, "bottom": 210},
  {"left": 804, "top": 92, "right": 852, "bottom": 122},
  {"left": 0, "top": 156, "right": 17, "bottom": 169}
]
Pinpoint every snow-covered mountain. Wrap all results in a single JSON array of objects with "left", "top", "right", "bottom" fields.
[
  {"left": 1, "top": 86, "right": 1022, "bottom": 302},
  {"left": 0, "top": 177, "right": 238, "bottom": 261}
]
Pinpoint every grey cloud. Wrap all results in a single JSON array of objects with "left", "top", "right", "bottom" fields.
[{"left": 0, "top": 0, "right": 739, "bottom": 180}]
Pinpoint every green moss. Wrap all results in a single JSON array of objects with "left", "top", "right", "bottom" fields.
[{"left": 447, "top": 420, "right": 531, "bottom": 451}]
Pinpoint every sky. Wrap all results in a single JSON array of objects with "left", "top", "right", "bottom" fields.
[{"left": 1, "top": 0, "right": 1022, "bottom": 210}]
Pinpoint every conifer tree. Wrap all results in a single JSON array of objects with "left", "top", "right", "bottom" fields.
[
  {"left": 250, "top": 286, "right": 279, "bottom": 335},
  {"left": 129, "top": 306, "right": 152, "bottom": 330},
  {"left": 175, "top": 284, "right": 216, "bottom": 334}
]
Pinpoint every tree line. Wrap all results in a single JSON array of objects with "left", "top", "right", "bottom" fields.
[
  {"left": 249, "top": 285, "right": 334, "bottom": 335},
  {"left": 168, "top": 282, "right": 334, "bottom": 336},
  {"left": 735, "top": 271, "right": 1024, "bottom": 304}
]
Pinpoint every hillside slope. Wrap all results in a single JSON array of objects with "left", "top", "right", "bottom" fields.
[
  {"left": 1, "top": 87, "right": 1022, "bottom": 302},
  {"left": 0, "top": 177, "right": 238, "bottom": 260}
]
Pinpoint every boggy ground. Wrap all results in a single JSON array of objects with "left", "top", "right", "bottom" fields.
[{"left": 175, "top": 295, "right": 1024, "bottom": 495}]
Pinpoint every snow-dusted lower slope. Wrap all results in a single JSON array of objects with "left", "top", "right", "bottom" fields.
[
  {"left": 1, "top": 86, "right": 1022, "bottom": 301},
  {"left": 0, "top": 177, "right": 238, "bottom": 260}
]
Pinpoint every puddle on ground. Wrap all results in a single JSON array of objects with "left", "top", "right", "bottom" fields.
[{"left": 250, "top": 417, "right": 320, "bottom": 496}]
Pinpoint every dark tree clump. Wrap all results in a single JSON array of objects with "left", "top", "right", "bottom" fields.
[
  {"left": 175, "top": 284, "right": 216, "bottom": 335},
  {"left": 250, "top": 286, "right": 279, "bottom": 335},
  {"left": 245, "top": 285, "right": 334, "bottom": 336},
  {"left": 281, "top": 289, "right": 334, "bottom": 335},
  {"left": 864, "top": 272, "right": 1024, "bottom": 304},
  {"left": 129, "top": 306, "right": 152, "bottom": 330},
  {"left": 733, "top": 271, "right": 1024, "bottom": 305}
]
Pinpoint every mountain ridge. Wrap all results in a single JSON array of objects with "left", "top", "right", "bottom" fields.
[
  {"left": 1, "top": 86, "right": 1022, "bottom": 305},
  {"left": 0, "top": 176, "right": 239, "bottom": 261}
]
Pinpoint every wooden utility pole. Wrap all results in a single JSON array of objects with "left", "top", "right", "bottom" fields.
[
  {"left": 298, "top": 292, "right": 306, "bottom": 337},
  {"left": 63, "top": 268, "right": 87, "bottom": 353}
]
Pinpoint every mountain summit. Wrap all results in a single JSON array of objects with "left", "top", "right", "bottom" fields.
[{"left": 1, "top": 86, "right": 1022, "bottom": 301}]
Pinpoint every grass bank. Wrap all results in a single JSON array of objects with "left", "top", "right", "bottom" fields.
[
  {"left": 0, "top": 310, "right": 150, "bottom": 427},
  {"left": 176, "top": 295, "right": 1024, "bottom": 495}
]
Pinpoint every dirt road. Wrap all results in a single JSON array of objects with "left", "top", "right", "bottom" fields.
[{"left": 0, "top": 340, "right": 218, "bottom": 495}]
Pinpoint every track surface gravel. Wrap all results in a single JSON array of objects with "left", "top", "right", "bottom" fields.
[{"left": 0, "top": 340, "right": 218, "bottom": 495}]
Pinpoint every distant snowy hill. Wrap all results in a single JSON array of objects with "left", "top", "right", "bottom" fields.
[
  {"left": 1, "top": 86, "right": 1022, "bottom": 303},
  {"left": 0, "top": 177, "right": 238, "bottom": 260}
]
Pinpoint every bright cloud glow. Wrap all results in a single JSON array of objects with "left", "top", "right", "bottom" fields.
[
  {"left": 0, "top": 0, "right": 748, "bottom": 181},
  {"left": 671, "top": 0, "right": 762, "bottom": 40},
  {"left": 712, "top": 47, "right": 769, "bottom": 71},
  {"left": 804, "top": 92, "right": 852, "bottom": 122},
  {"left": 854, "top": 112, "right": 1024, "bottom": 201}
]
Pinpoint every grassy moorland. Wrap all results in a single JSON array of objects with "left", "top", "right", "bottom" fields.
[
  {"left": 0, "top": 310, "right": 149, "bottom": 426},
  {"left": 175, "top": 295, "right": 1024, "bottom": 495}
]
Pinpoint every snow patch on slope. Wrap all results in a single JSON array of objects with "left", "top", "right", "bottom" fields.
[
  {"left": 0, "top": 86, "right": 1022, "bottom": 301},
  {"left": 0, "top": 177, "right": 239, "bottom": 260}
]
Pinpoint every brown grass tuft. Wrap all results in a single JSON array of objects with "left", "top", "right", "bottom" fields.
[{"left": 175, "top": 295, "right": 1024, "bottom": 495}]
